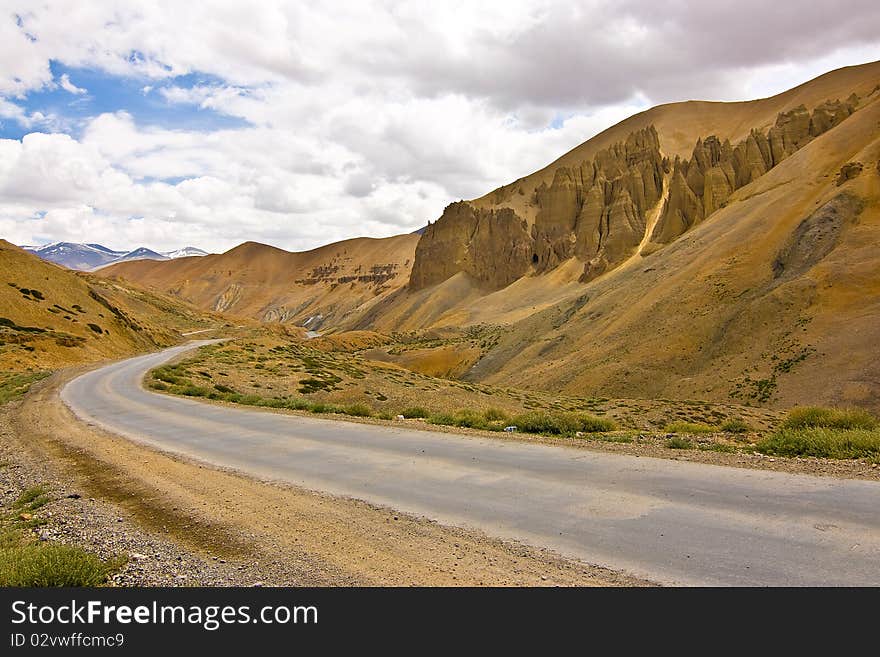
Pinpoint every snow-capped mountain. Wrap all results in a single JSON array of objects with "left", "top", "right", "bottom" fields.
[
  {"left": 162, "top": 247, "right": 209, "bottom": 259},
  {"left": 22, "top": 242, "right": 209, "bottom": 270}
]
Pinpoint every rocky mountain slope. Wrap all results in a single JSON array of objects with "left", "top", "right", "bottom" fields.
[
  {"left": 98, "top": 234, "right": 419, "bottom": 330},
  {"left": 0, "top": 241, "right": 216, "bottom": 371},
  {"left": 96, "top": 61, "right": 880, "bottom": 412}
]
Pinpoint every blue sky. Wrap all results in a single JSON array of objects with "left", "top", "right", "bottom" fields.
[{"left": 0, "top": 61, "right": 249, "bottom": 140}]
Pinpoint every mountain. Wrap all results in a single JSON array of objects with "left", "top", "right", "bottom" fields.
[
  {"left": 23, "top": 242, "right": 209, "bottom": 271},
  {"left": 163, "top": 247, "right": 209, "bottom": 259},
  {"left": 23, "top": 242, "right": 126, "bottom": 270},
  {"left": 98, "top": 234, "right": 419, "bottom": 329},
  {"left": 0, "top": 241, "right": 216, "bottom": 371},
  {"left": 98, "top": 61, "right": 880, "bottom": 412}
]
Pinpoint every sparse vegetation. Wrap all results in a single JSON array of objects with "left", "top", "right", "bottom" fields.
[
  {"left": 757, "top": 428, "right": 880, "bottom": 460},
  {"left": 665, "top": 421, "right": 716, "bottom": 434},
  {"left": 0, "top": 371, "right": 51, "bottom": 405},
  {"left": 782, "top": 406, "right": 877, "bottom": 431},
  {"left": 721, "top": 418, "right": 752, "bottom": 433},
  {"left": 756, "top": 406, "right": 880, "bottom": 460},
  {"left": 665, "top": 436, "right": 694, "bottom": 450},
  {"left": 0, "top": 487, "right": 124, "bottom": 586}
]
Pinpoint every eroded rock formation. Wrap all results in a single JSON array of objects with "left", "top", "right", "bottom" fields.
[
  {"left": 409, "top": 202, "right": 532, "bottom": 290},
  {"left": 410, "top": 127, "right": 668, "bottom": 290},
  {"left": 651, "top": 98, "right": 856, "bottom": 245}
]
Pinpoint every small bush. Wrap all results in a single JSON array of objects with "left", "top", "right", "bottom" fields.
[
  {"left": 213, "top": 383, "right": 234, "bottom": 393},
  {"left": 453, "top": 410, "right": 489, "bottom": 430},
  {"left": 377, "top": 410, "right": 396, "bottom": 420},
  {"left": 179, "top": 385, "right": 210, "bottom": 397},
  {"left": 427, "top": 413, "right": 457, "bottom": 426},
  {"left": 0, "top": 543, "right": 118, "bottom": 587},
  {"left": 665, "top": 422, "right": 716, "bottom": 434},
  {"left": 344, "top": 403, "right": 373, "bottom": 417},
  {"left": 15, "top": 485, "right": 51, "bottom": 512},
  {"left": 284, "top": 398, "right": 312, "bottom": 411},
  {"left": 483, "top": 408, "right": 509, "bottom": 422},
  {"left": 511, "top": 411, "right": 616, "bottom": 436},
  {"left": 401, "top": 406, "right": 429, "bottom": 419},
  {"left": 756, "top": 428, "right": 880, "bottom": 460},
  {"left": 721, "top": 418, "right": 751, "bottom": 434},
  {"left": 782, "top": 407, "right": 877, "bottom": 431},
  {"left": 665, "top": 436, "right": 694, "bottom": 450}
]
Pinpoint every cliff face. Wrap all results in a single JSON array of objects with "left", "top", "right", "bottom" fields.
[
  {"left": 650, "top": 98, "right": 857, "bottom": 245},
  {"left": 409, "top": 202, "right": 532, "bottom": 290},
  {"left": 410, "top": 126, "right": 668, "bottom": 290}
]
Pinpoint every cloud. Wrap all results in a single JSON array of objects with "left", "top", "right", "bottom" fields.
[
  {"left": 0, "top": 1, "right": 878, "bottom": 253},
  {"left": 58, "top": 73, "right": 86, "bottom": 95}
]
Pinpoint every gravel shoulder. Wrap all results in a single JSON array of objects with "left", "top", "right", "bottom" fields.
[{"left": 0, "top": 369, "right": 649, "bottom": 586}]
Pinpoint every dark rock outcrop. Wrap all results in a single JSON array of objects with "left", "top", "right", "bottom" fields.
[{"left": 836, "top": 162, "right": 864, "bottom": 186}]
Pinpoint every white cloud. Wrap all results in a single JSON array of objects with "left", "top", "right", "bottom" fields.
[
  {"left": 0, "top": 1, "right": 878, "bottom": 252},
  {"left": 58, "top": 73, "right": 86, "bottom": 95}
]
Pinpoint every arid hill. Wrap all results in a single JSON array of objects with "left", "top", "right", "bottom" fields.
[
  {"left": 100, "top": 234, "right": 419, "bottom": 331},
  {"left": 97, "top": 61, "right": 880, "bottom": 412},
  {"left": 0, "top": 241, "right": 215, "bottom": 372}
]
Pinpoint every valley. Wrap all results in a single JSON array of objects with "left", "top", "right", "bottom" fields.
[{"left": 4, "top": 60, "right": 880, "bottom": 588}]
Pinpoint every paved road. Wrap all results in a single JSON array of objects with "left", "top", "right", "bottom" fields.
[{"left": 61, "top": 341, "right": 880, "bottom": 585}]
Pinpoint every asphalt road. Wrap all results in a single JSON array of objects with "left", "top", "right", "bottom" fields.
[{"left": 61, "top": 341, "right": 880, "bottom": 585}]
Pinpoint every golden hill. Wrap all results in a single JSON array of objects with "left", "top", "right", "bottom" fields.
[
  {"left": 92, "top": 61, "right": 880, "bottom": 412},
  {"left": 99, "top": 234, "right": 419, "bottom": 330},
  {"left": 0, "top": 240, "right": 216, "bottom": 372}
]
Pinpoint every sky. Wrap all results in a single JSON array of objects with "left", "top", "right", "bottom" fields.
[{"left": 1, "top": 1, "right": 879, "bottom": 254}]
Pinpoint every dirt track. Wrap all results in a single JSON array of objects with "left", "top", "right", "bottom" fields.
[{"left": 3, "top": 369, "right": 644, "bottom": 586}]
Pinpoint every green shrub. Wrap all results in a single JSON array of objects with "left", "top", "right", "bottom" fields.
[
  {"left": 782, "top": 407, "right": 877, "bottom": 431},
  {"left": 453, "top": 410, "right": 489, "bottom": 430},
  {"left": 14, "top": 485, "right": 50, "bottom": 512},
  {"left": 721, "top": 418, "right": 751, "bottom": 434},
  {"left": 483, "top": 408, "right": 509, "bottom": 422},
  {"left": 665, "top": 436, "right": 694, "bottom": 450},
  {"left": 179, "top": 385, "right": 210, "bottom": 397},
  {"left": 213, "top": 383, "right": 234, "bottom": 393},
  {"left": 0, "top": 542, "right": 119, "bottom": 587},
  {"left": 284, "top": 398, "right": 313, "bottom": 411},
  {"left": 665, "top": 421, "right": 716, "bottom": 434},
  {"left": 511, "top": 411, "right": 616, "bottom": 436},
  {"left": 344, "top": 403, "right": 373, "bottom": 417},
  {"left": 427, "top": 413, "right": 457, "bottom": 426},
  {"left": 400, "top": 406, "right": 429, "bottom": 418},
  {"left": 756, "top": 428, "right": 880, "bottom": 460},
  {"left": 309, "top": 403, "right": 341, "bottom": 414},
  {"left": 377, "top": 410, "right": 396, "bottom": 420}
]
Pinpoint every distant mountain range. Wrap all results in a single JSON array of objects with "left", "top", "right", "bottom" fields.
[{"left": 20, "top": 242, "right": 208, "bottom": 271}]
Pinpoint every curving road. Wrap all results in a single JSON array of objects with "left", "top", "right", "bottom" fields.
[{"left": 61, "top": 341, "right": 880, "bottom": 586}]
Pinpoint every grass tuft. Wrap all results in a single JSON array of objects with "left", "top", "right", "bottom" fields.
[
  {"left": 756, "top": 428, "right": 880, "bottom": 460},
  {"left": 665, "top": 421, "right": 716, "bottom": 434},
  {"left": 782, "top": 406, "right": 877, "bottom": 431}
]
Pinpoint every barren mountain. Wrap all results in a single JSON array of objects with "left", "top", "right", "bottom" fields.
[
  {"left": 99, "top": 234, "right": 419, "bottom": 330},
  {"left": 0, "top": 241, "right": 215, "bottom": 371},
  {"left": 97, "top": 61, "right": 880, "bottom": 412}
]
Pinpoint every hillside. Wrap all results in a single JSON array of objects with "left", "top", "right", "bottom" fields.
[
  {"left": 0, "top": 240, "right": 217, "bottom": 372},
  {"left": 93, "top": 61, "right": 880, "bottom": 412},
  {"left": 98, "top": 234, "right": 419, "bottom": 330}
]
